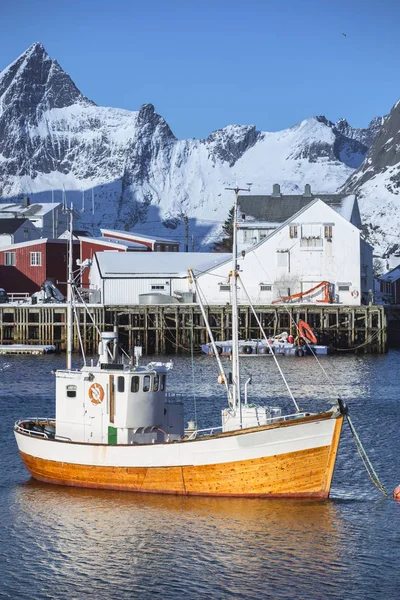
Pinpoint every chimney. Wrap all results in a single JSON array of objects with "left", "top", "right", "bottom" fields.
[
  {"left": 271, "top": 184, "right": 281, "bottom": 197},
  {"left": 303, "top": 184, "right": 312, "bottom": 197}
]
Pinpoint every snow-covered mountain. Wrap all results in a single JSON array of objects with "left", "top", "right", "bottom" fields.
[
  {"left": 0, "top": 43, "right": 382, "bottom": 247},
  {"left": 341, "top": 100, "right": 400, "bottom": 260}
]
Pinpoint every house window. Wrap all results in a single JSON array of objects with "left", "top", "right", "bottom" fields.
[
  {"left": 30, "top": 252, "right": 42, "bottom": 266},
  {"left": 260, "top": 284, "right": 272, "bottom": 292},
  {"left": 24, "top": 228, "right": 29, "bottom": 240},
  {"left": 5, "top": 252, "right": 16, "bottom": 266},
  {"left": 277, "top": 251, "right": 288, "bottom": 267},
  {"left": 289, "top": 225, "right": 298, "bottom": 239},
  {"left": 324, "top": 225, "right": 333, "bottom": 239},
  {"left": 151, "top": 285, "right": 165, "bottom": 290}
]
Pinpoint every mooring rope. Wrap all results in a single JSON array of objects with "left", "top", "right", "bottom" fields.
[{"left": 339, "top": 400, "right": 388, "bottom": 497}]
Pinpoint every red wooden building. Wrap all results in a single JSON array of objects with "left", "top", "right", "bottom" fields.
[
  {"left": 0, "top": 239, "right": 79, "bottom": 296},
  {"left": 380, "top": 265, "right": 400, "bottom": 304},
  {"left": 100, "top": 228, "right": 180, "bottom": 252}
]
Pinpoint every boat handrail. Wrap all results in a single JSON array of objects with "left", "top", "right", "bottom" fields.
[
  {"left": 14, "top": 418, "right": 56, "bottom": 439},
  {"left": 187, "top": 426, "right": 223, "bottom": 440}
]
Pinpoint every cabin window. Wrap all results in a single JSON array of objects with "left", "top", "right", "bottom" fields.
[
  {"left": 143, "top": 375, "right": 150, "bottom": 392},
  {"left": 153, "top": 375, "right": 159, "bottom": 391},
  {"left": 160, "top": 374, "right": 166, "bottom": 391},
  {"left": 30, "top": 252, "right": 42, "bottom": 266},
  {"left": 338, "top": 284, "right": 350, "bottom": 291},
  {"left": 66, "top": 385, "right": 77, "bottom": 398},
  {"left": 151, "top": 285, "right": 165, "bottom": 290},
  {"left": 117, "top": 376, "right": 125, "bottom": 393},
  {"left": 260, "top": 284, "right": 272, "bottom": 292},
  {"left": 5, "top": 252, "right": 16, "bottom": 266},
  {"left": 219, "top": 284, "right": 230, "bottom": 292},
  {"left": 131, "top": 376, "right": 139, "bottom": 393},
  {"left": 289, "top": 225, "right": 298, "bottom": 238}
]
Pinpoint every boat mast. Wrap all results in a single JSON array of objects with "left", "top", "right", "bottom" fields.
[
  {"left": 66, "top": 205, "right": 74, "bottom": 371},
  {"left": 225, "top": 186, "right": 250, "bottom": 420}
]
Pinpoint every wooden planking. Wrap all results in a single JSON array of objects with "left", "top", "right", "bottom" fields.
[{"left": 19, "top": 425, "right": 342, "bottom": 498}]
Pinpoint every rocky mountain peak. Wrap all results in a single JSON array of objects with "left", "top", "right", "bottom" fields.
[{"left": 0, "top": 42, "right": 93, "bottom": 119}]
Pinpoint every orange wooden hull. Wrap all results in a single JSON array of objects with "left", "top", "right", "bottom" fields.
[{"left": 19, "top": 416, "right": 342, "bottom": 498}]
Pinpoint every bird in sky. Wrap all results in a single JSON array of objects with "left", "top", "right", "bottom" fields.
[{"left": 342, "top": 33, "right": 347, "bottom": 37}]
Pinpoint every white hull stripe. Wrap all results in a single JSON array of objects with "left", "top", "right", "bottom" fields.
[{"left": 15, "top": 418, "right": 337, "bottom": 468}]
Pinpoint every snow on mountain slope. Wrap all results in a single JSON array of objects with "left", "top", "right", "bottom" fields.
[
  {"left": 0, "top": 43, "right": 382, "bottom": 247},
  {"left": 341, "top": 100, "right": 400, "bottom": 260}
]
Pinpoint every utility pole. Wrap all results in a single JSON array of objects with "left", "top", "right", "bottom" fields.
[{"left": 184, "top": 216, "right": 189, "bottom": 252}]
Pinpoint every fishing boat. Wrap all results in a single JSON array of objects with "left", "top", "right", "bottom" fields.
[{"left": 14, "top": 192, "right": 345, "bottom": 498}]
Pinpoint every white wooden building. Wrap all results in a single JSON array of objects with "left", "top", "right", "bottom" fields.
[
  {"left": 89, "top": 252, "right": 230, "bottom": 305},
  {"left": 88, "top": 198, "right": 373, "bottom": 307},
  {"left": 198, "top": 198, "right": 373, "bottom": 306}
]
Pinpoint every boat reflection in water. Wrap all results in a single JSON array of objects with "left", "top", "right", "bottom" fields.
[{"left": 10, "top": 480, "right": 346, "bottom": 599}]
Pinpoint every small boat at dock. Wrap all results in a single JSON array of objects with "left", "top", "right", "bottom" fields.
[{"left": 0, "top": 344, "right": 56, "bottom": 355}]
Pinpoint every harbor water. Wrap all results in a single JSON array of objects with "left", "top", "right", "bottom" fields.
[{"left": 1, "top": 351, "right": 400, "bottom": 599}]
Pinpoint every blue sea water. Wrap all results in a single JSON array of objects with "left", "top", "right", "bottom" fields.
[{"left": 1, "top": 351, "right": 400, "bottom": 599}]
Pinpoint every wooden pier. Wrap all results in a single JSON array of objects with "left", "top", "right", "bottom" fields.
[{"left": 0, "top": 303, "right": 389, "bottom": 355}]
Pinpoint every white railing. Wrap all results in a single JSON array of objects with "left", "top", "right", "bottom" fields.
[{"left": 8, "top": 292, "right": 30, "bottom": 302}]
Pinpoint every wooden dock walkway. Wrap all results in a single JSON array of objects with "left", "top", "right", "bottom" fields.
[{"left": 0, "top": 303, "right": 390, "bottom": 355}]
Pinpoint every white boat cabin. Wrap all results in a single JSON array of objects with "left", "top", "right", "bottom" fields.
[{"left": 55, "top": 333, "right": 184, "bottom": 445}]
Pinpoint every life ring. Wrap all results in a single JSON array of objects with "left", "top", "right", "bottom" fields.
[
  {"left": 242, "top": 345, "right": 253, "bottom": 354},
  {"left": 89, "top": 383, "right": 104, "bottom": 405},
  {"left": 297, "top": 320, "right": 317, "bottom": 344},
  {"left": 351, "top": 290, "right": 359, "bottom": 298}
]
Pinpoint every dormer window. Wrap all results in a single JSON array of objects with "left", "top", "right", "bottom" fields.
[{"left": 289, "top": 225, "right": 298, "bottom": 239}]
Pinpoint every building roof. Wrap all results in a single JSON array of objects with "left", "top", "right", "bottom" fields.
[
  {"left": 100, "top": 228, "right": 180, "bottom": 245},
  {"left": 0, "top": 218, "right": 30, "bottom": 234},
  {"left": 380, "top": 265, "right": 400, "bottom": 282},
  {"left": 0, "top": 202, "right": 63, "bottom": 218},
  {"left": 238, "top": 193, "right": 358, "bottom": 225},
  {"left": 94, "top": 251, "right": 231, "bottom": 278},
  {"left": 80, "top": 235, "right": 146, "bottom": 251}
]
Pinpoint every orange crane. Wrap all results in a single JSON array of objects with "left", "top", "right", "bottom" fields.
[{"left": 272, "top": 281, "right": 332, "bottom": 304}]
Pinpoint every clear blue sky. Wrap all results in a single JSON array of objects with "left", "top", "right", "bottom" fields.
[{"left": 1, "top": 0, "right": 399, "bottom": 139}]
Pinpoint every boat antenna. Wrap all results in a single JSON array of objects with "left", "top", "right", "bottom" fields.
[
  {"left": 66, "top": 204, "right": 74, "bottom": 371},
  {"left": 225, "top": 186, "right": 251, "bottom": 418}
]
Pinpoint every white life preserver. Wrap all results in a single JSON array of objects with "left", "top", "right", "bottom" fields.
[{"left": 351, "top": 290, "right": 359, "bottom": 298}]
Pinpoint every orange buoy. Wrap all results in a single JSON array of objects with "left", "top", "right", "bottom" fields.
[{"left": 393, "top": 485, "right": 400, "bottom": 499}]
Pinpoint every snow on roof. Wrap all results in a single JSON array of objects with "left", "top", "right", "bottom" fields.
[
  {"left": 95, "top": 251, "right": 231, "bottom": 278},
  {"left": 100, "top": 228, "right": 180, "bottom": 245},
  {"left": 81, "top": 236, "right": 146, "bottom": 250},
  {"left": 0, "top": 202, "right": 62, "bottom": 218}
]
